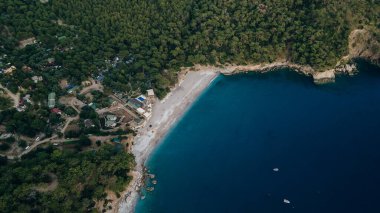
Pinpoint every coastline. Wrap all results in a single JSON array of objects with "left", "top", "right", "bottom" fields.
[
  {"left": 115, "top": 60, "right": 361, "bottom": 213},
  {"left": 116, "top": 70, "right": 219, "bottom": 213}
]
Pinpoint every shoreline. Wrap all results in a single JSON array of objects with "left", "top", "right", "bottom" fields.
[
  {"left": 116, "top": 70, "right": 219, "bottom": 213},
  {"left": 115, "top": 60, "right": 360, "bottom": 213}
]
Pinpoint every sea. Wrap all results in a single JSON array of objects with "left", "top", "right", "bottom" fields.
[{"left": 135, "top": 60, "right": 380, "bottom": 213}]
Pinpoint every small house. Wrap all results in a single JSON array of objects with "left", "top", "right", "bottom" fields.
[
  {"left": 51, "top": 108, "right": 62, "bottom": 115},
  {"left": 47, "top": 58, "right": 55, "bottom": 65},
  {"left": 111, "top": 137, "right": 121, "bottom": 143},
  {"left": 136, "top": 108, "right": 145, "bottom": 115},
  {"left": 89, "top": 103, "right": 97, "bottom": 110},
  {"left": 147, "top": 89, "right": 155, "bottom": 97},
  {"left": 105, "top": 114, "right": 117, "bottom": 128}
]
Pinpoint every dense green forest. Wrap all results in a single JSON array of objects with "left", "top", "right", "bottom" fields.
[
  {"left": 1, "top": 0, "right": 379, "bottom": 98},
  {"left": 0, "top": 95, "right": 12, "bottom": 110},
  {"left": 0, "top": 145, "right": 134, "bottom": 212}
]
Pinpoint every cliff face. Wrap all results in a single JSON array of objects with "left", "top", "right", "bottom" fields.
[{"left": 347, "top": 29, "right": 380, "bottom": 64}]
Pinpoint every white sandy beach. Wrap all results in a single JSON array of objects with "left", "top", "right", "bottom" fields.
[{"left": 117, "top": 70, "right": 219, "bottom": 213}]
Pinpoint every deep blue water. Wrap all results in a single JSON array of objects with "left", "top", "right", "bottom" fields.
[{"left": 136, "top": 62, "right": 380, "bottom": 213}]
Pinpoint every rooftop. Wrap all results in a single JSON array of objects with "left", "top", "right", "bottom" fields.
[{"left": 147, "top": 89, "right": 155, "bottom": 97}]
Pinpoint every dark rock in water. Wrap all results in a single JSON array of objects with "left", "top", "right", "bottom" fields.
[{"left": 146, "top": 187, "right": 155, "bottom": 192}]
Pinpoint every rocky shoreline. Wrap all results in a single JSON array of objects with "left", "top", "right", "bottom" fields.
[{"left": 185, "top": 60, "right": 359, "bottom": 85}]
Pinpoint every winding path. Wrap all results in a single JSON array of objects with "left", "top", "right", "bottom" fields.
[{"left": 0, "top": 83, "right": 20, "bottom": 108}]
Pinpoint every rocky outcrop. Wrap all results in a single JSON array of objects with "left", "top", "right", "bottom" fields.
[
  {"left": 335, "top": 63, "right": 358, "bottom": 76},
  {"left": 313, "top": 69, "right": 335, "bottom": 84},
  {"left": 347, "top": 29, "right": 380, "bottom": 65}
]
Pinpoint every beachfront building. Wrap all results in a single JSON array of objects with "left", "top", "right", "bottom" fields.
[
  {"left": 147, "top": 89, "right": 155, "bottom": 97},
  {"left": 136, "top": 107, "right": 152, "bottom": 119},
  {"left": 48, "top": 92, "right": 56, "bottom": 108},
  {"left": 130, "top": 117, "right": 146, "bottom": 130},
  {"left": 127, "top": 98, "right": 144, "bottom": 110},
  {"left": 127, "top": 95, "right": 148, "bottom": 110}
]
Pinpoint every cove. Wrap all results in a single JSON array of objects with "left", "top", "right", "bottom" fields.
[{"left": 136, "top": 61, "right": 380, "bottom": 213}]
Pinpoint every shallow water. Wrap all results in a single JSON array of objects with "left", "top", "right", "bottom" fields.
[{"left": 136, "top": 62, "right": 380, "bottom": 213}]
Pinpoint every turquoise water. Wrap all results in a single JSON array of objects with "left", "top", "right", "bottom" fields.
[{"left": 136, "top": 62, "right": 380, "bottom": 213}]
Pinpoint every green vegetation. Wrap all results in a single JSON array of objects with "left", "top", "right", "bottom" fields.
[
  {"left": 1, "top": 0, "right": 379, "bottom": 98},
  {"left": 0, "top": 95, "right": 12, "bottom": 110},
  {"left": 0, "top": 145, "right": 134, "bottom": 212},
  {"left": 0, "top": 107, "right": 49, "bottom": 137},
  {"left": 63, "top": 106, "right": 78, "bottom": 116},
  {"left": 91, "top": 90, "right": 112, "bottom": 108}
]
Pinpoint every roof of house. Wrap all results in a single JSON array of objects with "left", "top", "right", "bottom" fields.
[
  {"left": 136, "top": 108, "right": 145, "bottom": 115},
  {"left": 111, "top": 137, "right": 121, "bottom": 143},
  {"left": 47, "top": 58, "right": 55, "bottom": 64},
  {"left": 88, "top": 103, "right": 97, "bottom": 110},
  {"left": 51, "top": 108, "right": 62, "bottom": 114},
  {"left": 106, "top": 114, "right": 117, "bottom": 121},
  {"left": 147, "top": 89, "right": 155, "bottom": 96},
  {"left": 136, "top": 95, "right": 147, "bottom": 102},
  {"left": 105, "top": 120, "right": 116, "bottom": 127},
  {"left": 127, "top": 98, "right": 143, "bottom": 109}
]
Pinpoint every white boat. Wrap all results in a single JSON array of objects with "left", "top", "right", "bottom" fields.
[
  {"left": 283, "top": 199, "right": 290, "bottom": 204},
  {"left": 273, "top": 168, "right": 279, "bottom": 172}
]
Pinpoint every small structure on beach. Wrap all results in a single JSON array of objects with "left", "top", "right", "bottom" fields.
[{"left": 147, "top": 89, "right": 155, "bottom": 97}]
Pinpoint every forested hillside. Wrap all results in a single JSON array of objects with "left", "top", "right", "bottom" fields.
[
  {"left": 1, "top": 0, "right": 379, "bottom": 97},
  {"left": 0, "top": 145, "right": 134, "bottom": 212}
]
